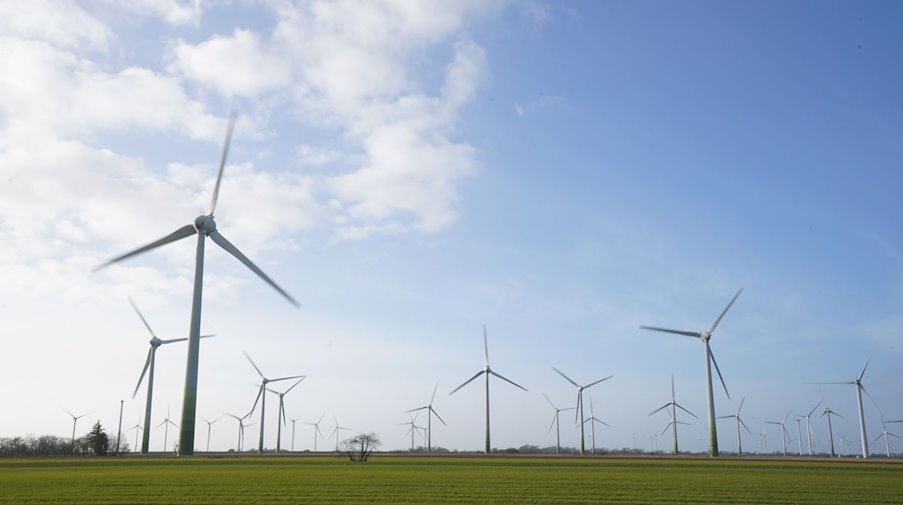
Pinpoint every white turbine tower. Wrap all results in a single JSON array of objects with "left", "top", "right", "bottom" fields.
[
  {"left": 797, "top": 400, "right": 821, "bottom": 456},
  {"left": 64, "top": 410, "right": 89, "bottom": 448},
  {"left": 244, "top": 352, "right": 305, "bottom": 453},
  {"left": 95, "top": 114, "right": 299, "bottom": 456},
  {"left": 582, "top": 398, "right": 609, "bottom": 454},
  {"left": 552, "top": 367, "right": 611, "bottom": 455},
  {"left": 306, "top": 414, "right": 325, "bottom": 452},
  {"left": 128, "top": 298, "right": 210, "bottom": 454},
  {"left": 813, "top": 360, "right": 874, "bottom": 458},
  {"left": 157, "top": 410, "right": 178, "bottom": 453},
  {"left": 407, "top": 384, "right": 446, "bottom": 453},
  {"left": 650, "top": 376, "right": 696, "bottom": 455},
  {"left": 764, "top": 412, "right": 792, "bottom": 456},
  {"left": 128, "top": 419, "right": 143, "bottom": 452},
  {"left": 542, "top": 393, "right": 576, "bottom": 455},
  {"left": 266, "top": 378, "right": 305, "bottom": 453},
  {"left": 640, "top": 288, "right": 742, "bottom": 457},
  {"left": 449, "top": 325, "right": 527, "bottom": 454},
  {"left": 201, "top": 415, "right": 223, "bottom": 453},
  {"left": 716, "top": 397, "right": 750, "bottom": 455},
  {"left": 821, "top": 406, "right": 843, "bottom": 458},
  {"left": 330, "top": 416, "right": 350, "bottom": 452}
]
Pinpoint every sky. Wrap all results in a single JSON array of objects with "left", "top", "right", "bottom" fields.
[{"left": 1, "top": 0, "right": 902, "bottom": 456}]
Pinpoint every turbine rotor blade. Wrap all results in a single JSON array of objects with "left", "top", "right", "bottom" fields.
[
  {"left": 858, "top": 358, "right": 871, "bottom": 382},
  {"left": 159, "top": 337, "right": 189, "bottom": 344},
  {"left": 243, "top": 351, "right": 265, "bottom": 379},
  {"left": 95, "top": 224, "right": 197, "bottom": 271},
  {"left": 738, "top": 397, "right": 746, "bottom": 415},
  {"left": 284, "top": 377, "right": 305, "bottom": 394},
  {"left": 209, "top": 230, "right": 299, "bottom": 307},
  {"left": 552, "top": 367, "right": 579, "bottom": 388},
  {"left": 271, "top": 374, "right": 305, "bottom": 384},
  {"left": 483, "top": 325, "right": 489, "bottom": 367},
  {"left": 449, "top": 370, "right": 484, "bottom": 396},
  {"left": 739, "top": 418, "right": 752, "bottom": 433},
  {"left": 707, "top": 288, "right": 743, "bottom": 334},
  {"left": 676, "top": 403, "right": 697, "bottom": 418},
  {"left": 128, "top": 297, "right": 155, "bottom": 337},
  {"left": 132, "top": 348, "right": 153, "bottom": 399},
  {"left": 430, "top": 383, "right": 439, "bottom": 405},
  {"left": 649, "top": 404, "right": 670, "bottom": 416},
  {"left": 431, "top": 407, "right": 447, "bottom": 426},
  {"left": 807, "top": 401, "right": 822, "bottom": 417},
  {"left": 489, "top": 370, "right": 527, "bottom": 391},
  {"left": 639, "top": 326, "right": 701, "bottom": 338},
  {"left": 542, "top": 393, "right": 557, "bottom": 410},
  {"left": 708, "top": 348, "right": 730, "bottom": 399},
  {"left": 208, "top": 112, "right": 236, "bottom": 216},
  {"left": 249, "top": 386, "right": 264, "bottom": 415},
  {"left": 585, "top": 375, "right": 613, "bottom": 389}
]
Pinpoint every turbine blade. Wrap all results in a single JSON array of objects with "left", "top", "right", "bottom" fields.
[
  {"left": 449, "top": 370, "right": 484, "bottom": 396},
  {"left": 575, "top": 393, "right": 582, "bottom": 425},
  {"left": 707, "top": 288, "right": 743, "bottom": 334},
  {"left": 739, "top": 418, "right": 752, "bottom": 433},
  {"left": 549, "top": 415, "right": 557, "bottom": 433},
  {"left": 284, "top": 377, "right": 305, "bottom": 394},
  {"left": 128, "top": 298, "right": 155, "bottom": 337},
  {"left": 676, "top": 403, "right": 697, "bottom": 418},
  {"left": 660, "top": 422, "right": 673, "bottom": 436},
  {"left": 489, "top": 370, "right": 527, "bottom": 391},
  {"left": 552, "top": 367, "right": 579, "bottom": 388},
  {"left": 132, "top": 347, "right": 153, "bottom": 399},
  {"left": 639, "top": 326, "right": 701, "bottom": 338},
  {"left": 430, "top": 383, "right": 439, "bottom": 405},
  {"left": 244, "top": 351, "right": 265, "bottom": 379},
  {"left": 858, "top": 358, "right": 871, "bottom": 382},
  {"left": 483, "top": 325, "right": 490, "bottom": 367},
  {"left": 271, "top": 374, "right": 305, "bottom": 383},
  {"left": 95, "top": 224, "right": 197, "bottom": 271},
  {"left": 649, "top": 404, "right": 670, "bottom": 416},
  {"left": 208, "top": 112, "right": 236, "bottom": 216},
  {"left": 542, "top": 393, "right": 557, "bottom": 410},
  {"left": 209, "top": 230, "right": 299, "bottom": 307},
  {"left": 584, "top": 375, "right": 613, "bottom": 389},
  {"left": 249, "top": 386, "right": 264, "bottom": 415},
  {"left": 159, "top": 337, "right": 189, "bottom": 344},
  {"left": 598, "top": 419, "right": 610, "bottom": 427},
  {"left": 738, "top": 397, "right": 746, "bottom": 416},
  {"left": 807, "top": 401, "right": 822, "bottom": 417},
  {"left": 431, "top": 407, "right": 447, "bottom": 426},
  {"left": 708, "top": 348, "right": 730, "bottom": 399}
]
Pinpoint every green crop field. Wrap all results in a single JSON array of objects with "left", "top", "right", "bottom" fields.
[{"left": 1, "top": 455, "right": 902, "bottom": 504}]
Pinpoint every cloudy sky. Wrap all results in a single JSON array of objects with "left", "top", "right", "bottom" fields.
[{"left": 2, "top": 0, "right": 902, "bottom": 455}]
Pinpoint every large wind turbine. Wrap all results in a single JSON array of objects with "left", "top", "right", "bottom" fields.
[
  {"left": 582, "top": 398, "right": 609, "bottom": 454},
  {"left": 245, "top": 352, "right": 305, "bottom": 453},
  {"left": 552, "top": 367, "right": 611, "bottom": 455},
  {"left": 95, "top": 114, "right": 299, "bottom": 456},
  {"left": 449, "top": 325, "right": 527, "bottom": 454},
  {"left": 407, "top": 383, "right": 446, "bottom": 453},
  {"left": 306, "top": 414, "right": 325, "bottom": 452},
  {"left": 717, "top": 397, "right": 750, "bottom": 455},
  {"left": 650, "top": 376, "right": 696, "bottom": 455},
  {"left": 64, "top": 409, "right": 89, "bottom": 448},
  {"left": 542, "top": 393, "right": 576, "bottom": 455},
  {"left": 812, "top": 360, "right": 874, "bottom": 458},
  {"left": 128, "top": 298, "right": 210, "bottom": 454},
  {"left": 797, "top": 400, "right": 821, "bottom": 456},
  {"left": 201, "top": 415, "right": 223, "bottom": 453},
  {"left": 764, "top": 412, "right": 792, "bottom": 456},
  {"left": 640, "top": 288, "right": 742, "bottom": 457},
  {"left": 266, "top": 378, "right": 305, "bottom": 453},
  {"left": 821, "top": 406, "right": 843, "bottom": 457}
]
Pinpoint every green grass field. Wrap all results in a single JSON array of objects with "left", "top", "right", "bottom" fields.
[{"left": 1, "top": 455, "right": 902, "bottom": 504}]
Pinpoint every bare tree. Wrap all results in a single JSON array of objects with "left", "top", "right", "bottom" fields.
[{"left": 340, "top": 433, "right": 380, "bottom": 462}]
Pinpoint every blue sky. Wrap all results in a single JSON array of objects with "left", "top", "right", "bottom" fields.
[{"left": 1, "top": 1, "right": 902, "bottom": 455}]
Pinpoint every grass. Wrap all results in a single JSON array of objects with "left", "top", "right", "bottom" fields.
[{"left": 1, "top": 455, "right": 902, "bottom": 504}]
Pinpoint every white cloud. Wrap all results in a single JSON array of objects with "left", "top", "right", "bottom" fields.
[
  {"left": 0, "top": 0, "right": 112, "bottom": 51},
  {"left": 514, "top": 94, "right": 566, "bottom": 117},
  {"left": 170, "top": 29, "right": 292, "bottom": 98},
  {"left": 100, "top": 0, "right": 204, "bottom": 26}
]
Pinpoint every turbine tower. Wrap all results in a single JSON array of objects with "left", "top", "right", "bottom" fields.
[
  {"left": 330, "top": 416, "right": 350, "bottom": 452},
  {"left": 128, "top": 297, "right": 209, "bottom": 454},
  {"left": 640, "top": 288, "right": 742, "bottom": 457},
  {"left": 157, "top": 410, "right": 178, "bottom": 453},
  {"left": 64, "top": 409, "right": 89, "bottom": 448},
  {"left": 797, "top": 400, "right": 821, "bottom": 456},
  {"left": 95, "top": 113, "right": 299, "bottom": 456},
  {"left": 813, "top": 360, "right": 874, "bottom": 458},
  {"left": 226, "top": 411, "right": 254, "bottom": 452},
  {"left": 407, "top": 383, "right": 447, "bottom": 453},
  {"left": 582, "top": 398, "right": 609, "bottom": 454},
  {"left": 128, "top": 419, "right": 143, "bottom": 451},
  {"left": 552, "top": 367, "right": 611, "bottom": 455},
  {"left": 650, "top": 376, "right": 696, "bottom": 455},
  {"left": 266, "top": 377, "right": 305, "bottom": 453},
  {"left": 305, "top": 414, "right": 325, "bottom": 452},
  {"left": 245, "top": 352, "right": 305, "bottom": 453},
  {"left": 821, "top": 406, "right": 843, "bottom": 458},
  {"left": 717, "top": 397, "right": 750, "bottom": 455},
  {"left": 542, "top": 393, "right": 576, "bottom": 455},
  {"left": 764, "top": 412, "right": 792, "bottom": 456},
  {"left": 875, "top": 420, "right": 903, "bottom": 458},
  {"left": 449, "top": 325, "right": 527, "bottom": 454},
  {"left": 201, "top": 415, "right": 223, "bottom": 453}
]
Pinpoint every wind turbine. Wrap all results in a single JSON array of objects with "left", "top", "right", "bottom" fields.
[
  {"left": 64, "top": 409, "right": 89, "bottom": 448},
  {"left": 128, "top": 297, "right": 211, "bottom": 454},
  {"left": 640, "top": 288, "right": 741, "bottom": 457},
  {"left": 400, "top": 414, "right": 423, "bottom": 451},
  {"left": 305, "top": 414, "right": 325, "bottom": 452},
  {"left": 821, "top": 406, "right": 843, "bottom": 457},
  {"left": 450, "top": 325, "right": 527, "bottom": 454},
  {"left": 226, "top": 412, "right": 254, "bottom": 452},
  {"left": 542, "top": 393, "right": 576, "bottom": 455},
  {"left": 95, "top": 113, "right": 300, "bottom": 456},
  {"left": 794, "top": 418, "right": 804, "bottom": 455},
  {"left": 290, "top": 417, "right": 301, "bottom": 452},
  {"left": 128, "top": 418, "right": 143, "bottom": 452},
  {"left": 764, "top": 412, "right": 792, "bottom": 456},
  {"left": 330, "top": 416, "right": 350, "bottom": 452},
  {"left": 797, "top": 400, "right": 821, "bottom": 456},
  {"left": 650, "top": 375, "right": 696, "bottom": 455},
  {"left": 812, "top": 360, "right": 874, "bottom": 458},
  {"left": 245, "top": 352, "right": 305, "bottom": 453},
  {"left": 876, "top": 420, "right": 903, "bottom": 457},
  {"left": 157, "top": 410, "right": 179, "bottom": 453},
  {"left": 407, "top": 383, "right": 447, "bottom": 453},
  {"left": 717, "top": 397, "right": 750, "bottom": 455},
  {"left": 266, "top": 377, "right": 305, "bottom": 453},
  {"left": 552, "top": 367, "right": 611, "bottom": 455},
  {"left": 582, "top": 398, "right": 609, "bottom": 454},
  {"left": 201, "top": 415, "right": 223, "bottom": 453}
]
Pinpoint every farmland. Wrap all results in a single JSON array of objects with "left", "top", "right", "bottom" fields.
[{"left": 1, "top": 455, "right": 902, "bottom": 504}]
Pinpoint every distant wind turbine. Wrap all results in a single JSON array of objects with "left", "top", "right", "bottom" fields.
[
  {"left": 764, "top": 412, "right": 792, "bottom": 456},
  {"left": 650, "top": 376, "right": 696, "bottom": 455},
  {"left": 245, "top": 352, "right": 305, "bottom": 453},
  {"left": 797, "top": 400, "right": 821, "bottom": 456},
  {"left": 640, "top": 288, "right": 742, "bottom": 457},
  {"left": 95, "top": 113, "right": 300, "bottom": 456},
  {"left": 582, "top": 398, "right": 609, "bottom": 455},
  {"left": 201, "top": 415, "right": 223, "bottom": 453},
  {"left": 128, "top": 418, "right": 143, "bottom": 452},
  {"left": 157, "top": 409, "right": 179, "bottom": 453},
  {"left": 542, "top": 393, "right": 576, "bottom": 455},
  {"left": 407, "top": 383, "right": 446, "bottom": 453},
  {"left": 330, "top": 416, "right": 350, "bottom": 452},
  {"left": 811, "top": 360, "right": 874, "bottom": 458},
  {"left": 226, "top": 412, "right": 254, "bottom": 452},
  {"left": 64, "top": 409, "right": 89, "bottom": 448},
  {"left": 552, "top": 367, "right": 611, "bottom": 455},
  {"left": 876, "top": 420, "right": 903, "bottom": 458},
  {"left": 821, "top": 406, "right": 843, "bottom": 458},
  {"left": 449, "top": 325, "right": 527, "bottom": 454},
  {"left": 400, "top": 414, "right": 424, "bottom": 451},
  {"left": 717, "top": 397, "right": 750, "bottom": 455},
  {"left": 305, "top": 414, "right": 325, "bottom": 452},
  {"left": 266, "top": 377, "right": 305, "bottom": 453}
]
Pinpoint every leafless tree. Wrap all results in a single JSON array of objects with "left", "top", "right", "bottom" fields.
[{"left": 340, "top": 433, "right": 380, "bottom": 462}]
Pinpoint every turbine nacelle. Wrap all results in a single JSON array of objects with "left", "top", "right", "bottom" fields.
[
  {"left": 194, "top": 215, "right": 217, "bottom": 235},
  {"left": 149, "top": 336, "right": 162, "bottom": 347},
  {"left": 699, "top": 332, "right": 712, "bottom": 343}
]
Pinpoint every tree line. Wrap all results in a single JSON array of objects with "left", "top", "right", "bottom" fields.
[{"left": 1, "top": 422, "right": 128, "bottom": 457}]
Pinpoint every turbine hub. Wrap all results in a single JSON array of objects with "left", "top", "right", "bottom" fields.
[
  {"left": 150, "top": 337, "right": 162, "bottom": 347},
  {"left": 700, "top": 332, "right": 711, "bottom": 342},
  {"left": 483, "top": 365, "right": 490, "bottom": 373},
  {"left": 194, "top": 215, "right": 217, "bottom": 235}
]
